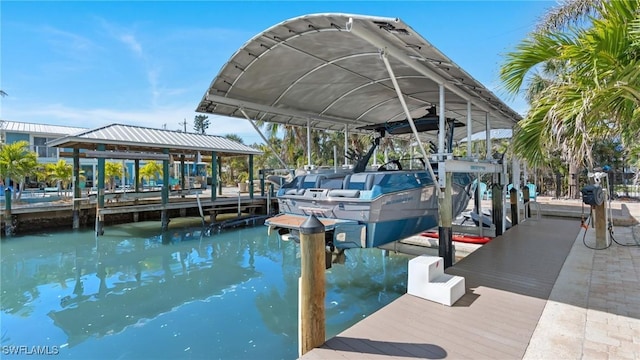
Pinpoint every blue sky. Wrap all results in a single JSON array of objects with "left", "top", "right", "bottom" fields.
[{"left": 1, "top": 1, "right": 554, "bottom": 144}]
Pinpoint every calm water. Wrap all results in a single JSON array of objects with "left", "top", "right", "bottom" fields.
[{"left": 0, "top": 221, "right": 409, "bottom": 359}]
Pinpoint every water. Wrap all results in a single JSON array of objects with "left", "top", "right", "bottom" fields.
[{"left": 1, "top": 221, "right": 410, "bottom": 359}]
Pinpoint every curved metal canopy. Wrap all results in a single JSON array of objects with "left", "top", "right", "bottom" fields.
[{"left": 197, "top": 13, "right": 521, "bottom": 142}]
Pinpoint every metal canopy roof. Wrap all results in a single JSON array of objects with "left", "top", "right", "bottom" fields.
[
  {"left": 47, "top": 123, "right": 261, "bottom": 157},
  {"left": 1, "top": 120, "right": 87, "bottom": 136},
  {"left": 196, "top": 13, "right": 521, "bottom": 143}
]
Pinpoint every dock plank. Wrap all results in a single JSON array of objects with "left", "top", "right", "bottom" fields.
[{"left": 301, "top": 217, "right": 580, "bottom": 359}]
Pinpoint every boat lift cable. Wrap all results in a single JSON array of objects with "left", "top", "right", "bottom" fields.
[
  {"left": 240, "top": 109, "right": 290, "bottom": 172},
  {"left": 380, "top": 51, "right": 440, "bottom": 196}
]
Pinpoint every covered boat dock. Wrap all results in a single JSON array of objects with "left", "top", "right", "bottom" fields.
[
  {"left": 45, "top": 123, "right": 263, "bottom": 235},
  {"left": 196, "top": 13, "right": 523, "bottom": 266}
]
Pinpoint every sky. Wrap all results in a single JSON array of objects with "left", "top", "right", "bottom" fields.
[{"left": 0, "top": 1, "right": 555, "bottom": 144}]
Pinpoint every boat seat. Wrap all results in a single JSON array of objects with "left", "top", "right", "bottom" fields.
[
  {"left": 345, "top": 173, "right": 374, "bottom": 191},
  {"left": 327, "top": 189, "right": 360, "bottom": 198},
  {"left": 301, "top": 174, "right": 325, "bottom": 189}
]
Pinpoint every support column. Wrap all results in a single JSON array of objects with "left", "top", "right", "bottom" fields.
[
  {"left": 211, "top": 151, "right": 218, "bottom": 201},
  {"left": 218, "top": 158, "right": 223, "bottom": 196},
  {"left": 510, "top": 187, "right": 519, "bottom": 226},
  {"left": 344, "top": 124, "right": 349, "bottom": 166},
  {"left": 466, "top": 101, "right": 472, "bottom": 158},
  {"left": 96, "top": 144, "right": 106, "bottom": 236},
  {"left": 249, "top": 154, "right": 254, "bottom": 199},
  {"left": 512, "top": 157, "right": 521, "bottom": 224},
  {"left": 485, "top": 113, "right": 491, "bottom": 159},
  {"left": 492, "top": 174, "right": 503, "bottom": 236},
  {"left": 134, "top": 159, "right": 140, "bottom": 192},
  {"left": 438, "top": 172, "right": 454, "bottom": 268},
  {"left": 161, "top": 148, "right": 170, "bottom": 231},
  {"left": 298, "top": 215, "right": 326, "bottom": 357},
  {"left": 594, "top": 203, "right": 607, "bottom": 248},
  {"left": 306, "top": 119, "right": 311, "bottom": 169},
  {"left": 180, "top": 154, "right": 186, "bottom": 197},
  {"left": 72, "top": 148, "right": 81, "bottom": 229},
  {"left": 4, "top": 181, "right": 13, "bottom": 237}
]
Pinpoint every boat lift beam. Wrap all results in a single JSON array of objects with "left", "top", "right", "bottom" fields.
[
  {"left": 240, "top": 109, "right": 290, "bottom": 172},
  {"left": 380, "top": 51, "right": 439, "bottom": 195}
]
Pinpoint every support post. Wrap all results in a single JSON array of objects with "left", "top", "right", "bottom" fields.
[
  {"left": 180, "top": 154, "right": 186, "bottom": 196},
  {"left": 510, "top": 187, "right": 519, "bottom": 226},
  {"left": 72, "top": 148, "right": 81, "bottom": 229},
  {"left": 211, "top": 151, "right": 218, "bottom": 201},
  {"left": 96, "top": 144, "right": 106, "bottom": 236},
  {"left": 344, "top": 124, "right": 349, "bottom": 166},
  {"left": 161, "top": 148, "right": 170, "bottom": 231},
  {"left": 249, "top": 154, "right": 254, "bottom": 199},
  {"left": 306, "top": 119, "right": 311, "bottom": 169},
  {"left": 438, "top": 172, "right": 454, "bottom": 268},
  {"left": 466, "top": 101, "right": 472, "bottom": 158},
  {"left": 522, "top": 185, "right": 530, "bottom": 218},
  {"left": 492, "top": 180, "right": 503, "bottom": 236},
  {"left": 4, "top": 185, "right": 13, "bottom": 237},
  {"left": 218, "top": 159, "right": 223, "bottom": 196},
  {"left": 259, "top": 169, "right": 265, "bottom": 197},
  {"left": 134, "top": 159, "right": 140, "bottom": 192},
  {"left": 298, "top": 215, "right": 326, "bottom": 357},
  {"left": 594, "top": 203, "right": 607, "bottom": 248}
]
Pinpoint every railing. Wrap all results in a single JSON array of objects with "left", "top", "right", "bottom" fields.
[{"left": 614, "top": 184, "right": 640, "bottom": 198}]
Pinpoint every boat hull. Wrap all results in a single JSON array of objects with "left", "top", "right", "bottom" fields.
[{"left": 267, "top": 170, "right": 473, "bottom": 249}]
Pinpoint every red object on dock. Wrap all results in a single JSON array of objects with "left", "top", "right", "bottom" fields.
[{"left": 421, "top": 231, "right": 492, "bottom": 244}]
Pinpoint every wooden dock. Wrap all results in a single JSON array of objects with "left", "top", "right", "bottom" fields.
[{"left": 302, "top": 217, "right": 581, "bottom": 359}]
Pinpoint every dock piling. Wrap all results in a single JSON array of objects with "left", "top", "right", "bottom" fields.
[
  {"left": 510, "top": 187, "right": 518, "bottom": 226},
  {"left": 298, "top": 214, "right": 326, "bottom": 357}
]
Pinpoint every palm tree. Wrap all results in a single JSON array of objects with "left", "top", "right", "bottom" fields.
[
  {"left": 0, "top": 141, "right": 38, "bottom": 200},
  {"left": 44, "top": 160, "right": 73, "bottom": 197},
  {"left": 104, "top": 161, "right": 123, "bottom": 191},
  {"left": 139, "top": 161, "right": 163, "bottom": 187},
  {"left": 501, "top": 0, "right": 640, "bottom": 172}
]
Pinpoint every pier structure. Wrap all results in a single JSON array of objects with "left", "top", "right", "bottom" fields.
[
  {"left": 45, "top": 124, "right": 262, "bottom": 235},
  {"left": 196, "top": 13, "right": 523, "bottom": 269}
]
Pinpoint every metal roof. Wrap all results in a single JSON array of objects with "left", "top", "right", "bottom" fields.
[
  {"left": 196, "top": 13, "right": 521, "bottom": 142},
  {"left": 0, "top": 120, "right": 87, "bottom": 136},
  {"left": 47, "top": 123, "right": 262, "bottom": 156}
]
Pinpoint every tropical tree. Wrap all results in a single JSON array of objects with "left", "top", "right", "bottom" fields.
[
  {"left": 0, "top": 90, "right": 7, "bottom": 97},
  {"left": 193, "top": 114, "right": 210, "bottom": 135},
  {"left": 139, "top": 161, "right": 163, "bottom": 187},
  {"left": 44, "top": 160, "right": 73, "bottom": 196},
  {"left": 0, "top": 141, "right": 38, "bottom": 200},
  {"left": 104, "top": 161, "right": 123, "bottom": 191},
  {"left": 223, "top": 134, "right": 248, "bottom": 184},
  {"left": 500, "top": 0, "right": 640, "bottom": 173}
]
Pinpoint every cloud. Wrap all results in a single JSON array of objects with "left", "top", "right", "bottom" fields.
[{"left": 119, "top": 34, "right": 143, "bottom": 57}]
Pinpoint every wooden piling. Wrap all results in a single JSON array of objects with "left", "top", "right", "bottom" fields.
[
  {"left": 522, "top": 187, "right": 530, "bottom": 218},
  {"left": 594, "top": 203, "right": 607, "bottom": 248},
  {"left": 510, "top": 187, "right": 518, "bottom": 226},
  {"left": 299, "top": 215, "right": 326, "bottom": 357},
  {"left": 73, "top": 148, "right": 81, "bottom": 229},
  {"left": 4, "top": 187, "right": 13, "bottom": 236},
  {"left": 491, "top": 182, "right": 503, "bottom": 236}
]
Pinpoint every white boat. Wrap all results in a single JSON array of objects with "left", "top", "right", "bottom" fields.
[{"left": 266, "top": 115, "right": 474, "bottom": 250}]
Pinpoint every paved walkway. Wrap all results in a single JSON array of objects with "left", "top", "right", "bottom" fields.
[{"left": 524, "top": 208, "right": 640, "bottom": 359}]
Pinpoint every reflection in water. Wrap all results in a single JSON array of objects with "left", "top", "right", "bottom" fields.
[{"left": 1, "top": 223, "right": 409, "bottom": 359}]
